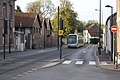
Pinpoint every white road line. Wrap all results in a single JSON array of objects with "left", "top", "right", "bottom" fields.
[
  {"left": 101, "top": 61, "right": 108, "bottom": 65},
  {"left": 27, "top": 70, "right": 33, "bottom": 73},
  {"left": 22, "top": 72, "right": 29, "bottom": 75},
  {"left": 89, "top": 61, "right": 96, "bottom": 65},
  {"left": 72, "top": 59, "right": 83, "bottom": 61},
  {"left": 75, "top": 61, "right": 83, "bottom": 64},
  {"left": 17, "top": 74, "right": 23, "bottom": 77},
  {"left": 32, "top": 68, "right": 37, "bottom": 71},
  {"left": 62, "top": 60, "right": 71, "bottom": 64},
  {"left": 11, "top": 77, "right": 18, "bottom": 80}
]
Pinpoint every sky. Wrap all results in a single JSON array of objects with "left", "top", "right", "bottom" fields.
[{"left": 15, "top": 0, "right": 116, "bottom": 24}]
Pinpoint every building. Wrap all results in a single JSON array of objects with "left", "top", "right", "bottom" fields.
[
  {"left": 15, "top": 13, "right": 57, "bottom": 51},
  {"left": 83, "top": 24, "right": 99, "bottom": 44},
  {"left": 0, "top": 0, "right": 16, "bottom": 51},
  {"left": 104, "top": 13, "right": 117, "bottom": 54},
  {"left": 117, "top": 0, "right": 120, "bottom": 64},
  {"left": 83, "top": 30, "right": 90, "bottom": 44},
  {"left": 15, "top": 13, "right": 42, "bottom": 50}
]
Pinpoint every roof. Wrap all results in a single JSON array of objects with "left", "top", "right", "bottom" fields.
[
  {"left": 105, "top": 12, "right": 117, "bottom": 25},
  {"left": 85, "top": 24, "right": 99, "bottom": 37},
  {"left": 42, "top": 18, "right": 52, "bottom": 30},
  {"left": 15, "top": 13, "right": 41, "bottom": 28}
]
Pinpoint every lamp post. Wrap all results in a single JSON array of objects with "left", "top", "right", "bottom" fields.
[
  {"left": 98, "top": 0, "right": 102, "bottom": 55},
  {"left": 57, "top": 0, "right": 60, "bottom": 50},
  {"left": 57, "top": 0, "right": 63, "bottom": 59},
  {"left": 105, "top": 5, "right": 113, "bottom": 62},
  {"left": 2, "top": 3, "right": 7, "bottom": 59},
  {"left": 9, "top": 1, "right": 11, "bottom": 53}
]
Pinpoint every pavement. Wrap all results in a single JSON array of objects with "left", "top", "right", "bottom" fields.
[
  {"left": 95, "top": 47, "right": 120, "bottom": 71},
  {"left": 0, "top": 47, "right": 59, "bottom": 61}
]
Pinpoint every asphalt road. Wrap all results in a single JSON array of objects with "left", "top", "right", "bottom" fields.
[
  {"left": 0, "top": 46, "right": 79, "bottom": 80},
  {"left": 0, "top": 45, "right": 120, "bottom": 80}
]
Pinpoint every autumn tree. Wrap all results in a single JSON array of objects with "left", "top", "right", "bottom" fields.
[
  {"left": 26, "top": 0, "right": 55, "bottom": 18},
  {"left": 52, "top": 0, "right": 81, "bottom": 37},
  {"left": 77, "top": 21, "right": 86, "bottom": 33}
]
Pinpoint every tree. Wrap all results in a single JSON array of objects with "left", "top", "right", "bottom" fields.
[
  {"left": 85, "top": 20, "right": 98, "bottom": 28},
  {"left": 77, "top": 21, "right": 86, "bottom": 33},
  {"left": 26, "top": 0, "right": 55, "bottom": 18},
  {"left": 15, "top": 5, "right": 22, "bottom": 12},
  {"left": 52, "top": 0, "right": 80, "bottom": 37}
]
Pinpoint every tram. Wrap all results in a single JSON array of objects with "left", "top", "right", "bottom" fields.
[{"left": 67, "top": 33, "right": 83, "bottom": 48}]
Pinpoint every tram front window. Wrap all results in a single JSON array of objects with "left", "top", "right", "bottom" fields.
[{"left": 68, "top": 35, "right": 77, "bottom": 44}]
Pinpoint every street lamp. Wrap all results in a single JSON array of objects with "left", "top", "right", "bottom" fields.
[
  {"left": 98, "top": 0, "right": 102, "bottom": 55},
  {"left": 105, "top": 5, "right": 113, "bottom": 62},
  {"left": 9, "top": 1, "right": 11, "bottom": 53}
]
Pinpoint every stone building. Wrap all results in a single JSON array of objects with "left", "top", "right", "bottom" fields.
[
  {"left": 0, "top": 0, "right": 16, "bottom": 51},
  {"left": 15, "top": 13, "right": 58, "bottom": 50}
]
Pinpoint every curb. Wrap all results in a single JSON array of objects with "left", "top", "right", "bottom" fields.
[
  {"left": 41, "top": 58, "right": 65, "bottom": 69},
  {"left": 94, "top": 46, "right": 120, "bottom": 71}
]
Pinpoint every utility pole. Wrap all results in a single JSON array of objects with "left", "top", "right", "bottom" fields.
[
  {"left": 57, "top": 6, "right": 60, "bottom": 50},
  {"left": 2, "top": 4, "right": 8, "bottom": 59},
  {"left": 59, "top": 18, "right": 63, "bottom": 59},
  {"left": 98, "top": 0, "right": 101, "bottom": 55},
  {"left": 9, "top": 1, "right": 11, "bottom": 53},
  {"left": 105, "top": 5, "right": 113, "bottom": 61}
]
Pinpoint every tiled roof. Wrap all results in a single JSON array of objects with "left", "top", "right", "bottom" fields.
[
  {"left": 86, "top": 24, "right": 99, "bottom": 37},
  {"left": 15, "top": 13, "right": 39, "bottom": 28}
]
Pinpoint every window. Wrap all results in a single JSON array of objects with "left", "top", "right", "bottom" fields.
[
  {"left": 3, "top": 3, "right": 7, "bottom": 19},
  {"left": 68, "top": 35, "right": 77, "bottom": 44},
  {"left": 10, "top": 5, "right": 13, "bottom": 19}
]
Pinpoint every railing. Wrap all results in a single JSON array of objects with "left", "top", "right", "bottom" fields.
[{"left": 115, "top": 52, "right": 120, "bottom": 69}]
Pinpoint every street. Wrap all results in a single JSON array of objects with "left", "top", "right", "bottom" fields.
[{"left": 0, "top": 45, "right": 120, "bottom": 80}]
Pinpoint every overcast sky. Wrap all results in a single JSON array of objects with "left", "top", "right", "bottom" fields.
[{"left": 15, "top": 0, "right": 116, "bottom": 24}]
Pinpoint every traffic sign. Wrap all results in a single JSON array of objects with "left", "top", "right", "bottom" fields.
[
  {"left": 111, "top": 25, "right": 117, "bottom": 33},
  {"left": 59, "top": 30, "right": 63, "bottom": 36}
]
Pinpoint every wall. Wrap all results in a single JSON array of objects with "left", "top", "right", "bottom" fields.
[
  {"left": 0, "top": 0, "right": 15, "bottom": 50},
  {"left": 117, "top": 0, "right": 120, "bottom": 53}
]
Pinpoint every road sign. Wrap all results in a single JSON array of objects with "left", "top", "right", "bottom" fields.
[
  {"left": 59, "top": 30, "right": 63, "bottom": 36},
  {"left": 111, "top": 25, "right": 117, "bottom": 33}
]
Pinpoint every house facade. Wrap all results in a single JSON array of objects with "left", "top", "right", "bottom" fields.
[
  {"left": 15, "top": 13, "right": 58, "bottom": 51},
  {"left": 83, "top": 30, "right": 90, "bottom": 44},
  {"left": 0, "top": 0, "right": 16, "bottom": 51},
  {"left": 104, "top": 13, "right": 117, "bottom": 60},
  {"left": 15, "top": 13, "right": 42, "bottom": 50},
  {"left": 117, "top": 0, "right": 120, "bottom": 64},
  {"left": 83, "top": 24, "right": 99, "bottom": 44}
]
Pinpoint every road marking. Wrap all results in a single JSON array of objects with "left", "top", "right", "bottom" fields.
[
  {"left": 101, "top": 61, "right": 108, "bottom": 65},
  {"left": 11, "top": 77, "right": 18, "bottom": 80},
  {"left": 100, "top": 61, "right": 112, "bottom": 65},
  {"left": 89, "top": 61, "right": 96, "bottom": 65},
  {"left": 17, "top": 74, "right": 23, "bottom": 77},
  {"left": 22, "top": 72, "right": 29, "bottom": 75},
  {"left": 75, "top": 61, "right": 83, "bottom": 64},
  {"left": 62, "top": 60, "right": 71, "bottom": 64},
  {"left": 27, "top": 70, "right": 33, "bottom": 73},
  {"left": 39, "top": 50, "right": 44, "bottom": 53},
  {"left": 62, "top": 60, "right": 97, "bottom": 65},
  {"left": 32, "top": 68, "right": 37, "bottom": 71},
  {"left": 83, "top": 51, "right": 86, "bottom": 53}
]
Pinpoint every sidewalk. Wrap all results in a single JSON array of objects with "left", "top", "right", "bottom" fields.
[
  {"left": 96, "top": 48, "right": 120, "bottom": 71},
  {"left": 0, "top": 45, "right": 67, "bottom": 61},
  {"left": 0, "top": 47, "right": 59, "bottom": 61}
]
